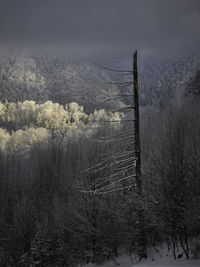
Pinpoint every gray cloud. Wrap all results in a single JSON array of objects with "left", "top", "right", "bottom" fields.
[{"left": 0, "top": 0, "right": 199, "bottom": 57}]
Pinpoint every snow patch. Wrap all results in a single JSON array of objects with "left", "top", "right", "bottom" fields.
[{"left": 81, "top": 244, "right": 200, "bottom": 267}]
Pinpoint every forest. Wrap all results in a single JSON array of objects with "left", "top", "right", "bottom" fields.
[
  {"left": 1, "top": 0, "right": 200, "bottom": 266},
  {"left": 0, "top": 48, "right": 199, "bottom": 266}
]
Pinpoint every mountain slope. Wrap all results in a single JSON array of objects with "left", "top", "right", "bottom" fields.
[
  {"left": 0, "top": 48, "right": 200, "bottom": 111},
  {"left": 98, "top": 49, "right": 200, "bottom": 108},
  {"left": 0, "top": 49, "right": 122, "bottom": 111}
]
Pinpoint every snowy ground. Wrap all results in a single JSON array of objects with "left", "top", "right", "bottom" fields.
[
  {"left": 82, "top": 257, "right": 200, "bottom": 267},
  {"left": 81, "top": 245, "right": 200, "bottom": 267}
]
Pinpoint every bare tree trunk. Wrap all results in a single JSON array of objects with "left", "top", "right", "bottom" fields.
[{"left": 133, "top": 51, "right": 147, "bottom": 260}]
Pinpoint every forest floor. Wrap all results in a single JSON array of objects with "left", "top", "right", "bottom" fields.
[{"left": 82, "top": 244, "right": 200, "bottom": 267}]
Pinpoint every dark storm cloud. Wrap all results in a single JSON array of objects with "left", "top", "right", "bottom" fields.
[{"left": 0, "top": 0, "right": 199, "bottom": 57}]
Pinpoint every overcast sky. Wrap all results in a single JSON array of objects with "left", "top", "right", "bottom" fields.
[{"left": 0, "top": 0, "right": 199, "bottom": 58}]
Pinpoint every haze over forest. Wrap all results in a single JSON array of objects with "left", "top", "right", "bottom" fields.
[{"left": 0, "top": 1, "right": 200, "bottom": 266}]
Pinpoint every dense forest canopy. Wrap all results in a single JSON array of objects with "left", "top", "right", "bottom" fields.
[{"left": 0, "top": 100, "right": 123, "bottom": 155}]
